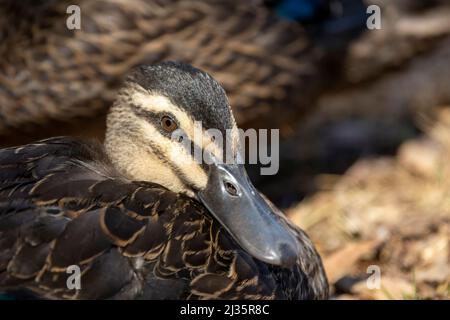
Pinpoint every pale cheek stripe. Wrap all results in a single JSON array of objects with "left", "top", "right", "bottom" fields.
[
  {"left": 129, "top": 88, "right": 239, "bottom": 166},
  {"left": 130, "top": 90, "right": 197, "bottom": 139},
  {"left": 141, "top": 120, "right": 208, "bottom": 191}
]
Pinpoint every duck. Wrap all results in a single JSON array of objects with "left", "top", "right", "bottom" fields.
[
  {"left": 0, "top": 62, "right": 328, "bottom": 300},
  {"left": 0, "top": 0, "right": 365, "bottom": 147}
]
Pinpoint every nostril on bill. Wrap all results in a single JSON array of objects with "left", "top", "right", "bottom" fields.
[{"left": 224, "top": 181, "right": 238, "bottom": 196}]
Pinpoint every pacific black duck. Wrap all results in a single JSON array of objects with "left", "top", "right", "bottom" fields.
[
  {"left": 0, "top": 0, "right": 365, "bottom": 146},
  {"left": 0, "top": 62, "right": 328, "bottom": 299}
]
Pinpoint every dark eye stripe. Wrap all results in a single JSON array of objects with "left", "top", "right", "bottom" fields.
[
  {"left": 130, "top": 106, "right": 180, "bottom": 138},
  {"left": 130, "top": 105, "right": 208, "bottom": 188}
]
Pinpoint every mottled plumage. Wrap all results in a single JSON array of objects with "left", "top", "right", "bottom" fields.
[
  {"left": 0, "top": 138, "right": 328, "bottom": 299},
  {"left": 0, "top": 0, "right": 332, "bottom": 146},
  {"left": 0, "top": 61, "right": 328, "bottom": 299}
]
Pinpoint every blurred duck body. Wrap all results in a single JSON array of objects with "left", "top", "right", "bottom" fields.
[{"left": 0, "top": 0, "right": 365, "bottom": 146}]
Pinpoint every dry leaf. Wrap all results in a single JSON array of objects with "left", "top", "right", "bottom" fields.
[{"left": 323, "top": 240, "right": 381, "bottom": 284}]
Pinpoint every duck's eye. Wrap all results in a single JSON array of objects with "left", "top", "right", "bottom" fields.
[
  {"left": 224, "top": 181, "right": 238, "bottom": 196},
  {"left": 161, "top": 115, "right": 178, "bottom": 132}
]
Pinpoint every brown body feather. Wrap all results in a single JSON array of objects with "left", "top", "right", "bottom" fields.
[
  {"left": 0, "top": 137, "right": 328, "bottom": 299},
  {"left": 0, "top": 0, "right": 329, "bottom": 146}
]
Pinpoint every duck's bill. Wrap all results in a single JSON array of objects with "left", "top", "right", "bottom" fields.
[{"left": 197, "top": 163, "right": 300, "bottom": 267}]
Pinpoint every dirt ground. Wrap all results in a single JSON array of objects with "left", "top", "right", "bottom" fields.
[
  {"left": 265, "top": 2, "right": 450, "bottom": 299},
  {"left": 288, "top": 108, "right": 450, "bottom": 299}
]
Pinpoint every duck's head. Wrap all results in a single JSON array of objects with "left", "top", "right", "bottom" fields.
[{"left": 105, "top": 62, "right": 299, "bottom": 267}]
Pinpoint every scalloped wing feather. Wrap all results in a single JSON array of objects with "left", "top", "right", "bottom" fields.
[{"left": 0, "top": 137, "right": 327, "bottom": 299}]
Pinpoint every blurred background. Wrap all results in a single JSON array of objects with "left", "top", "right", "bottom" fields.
[{"left": 0, "top": 0, "right": 449, "bottom": 299}]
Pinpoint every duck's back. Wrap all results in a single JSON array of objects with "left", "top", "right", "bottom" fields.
[
  {"left": 0, "top": 0, "right": 333, "bottom": 146},
  {"left": 0, "top": 137, "right": 328, "bottom": 299}
]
